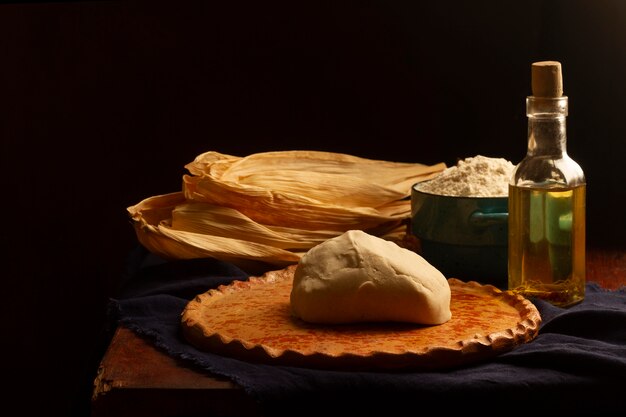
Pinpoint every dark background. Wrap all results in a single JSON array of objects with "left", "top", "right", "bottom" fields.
[{"left": 1, "top": 1, "right": 624, "bottom": 415}]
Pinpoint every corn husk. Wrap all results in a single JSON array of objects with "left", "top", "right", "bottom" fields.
[
  {"left": 183, "top": 150, "right": 444, "bottom": 230},
  {"left": 128, "top": 150, "right": 445, "bottom": 271}
]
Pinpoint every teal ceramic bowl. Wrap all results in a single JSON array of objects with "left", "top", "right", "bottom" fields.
[{"left": 410, "top": 182, "right": 509, "bottom": 289}]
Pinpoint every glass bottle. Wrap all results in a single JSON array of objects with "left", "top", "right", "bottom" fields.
[{"left": 508, "top": 61, "right": 586, "bottom": 307}]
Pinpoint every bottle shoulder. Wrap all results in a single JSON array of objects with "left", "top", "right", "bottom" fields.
[{"left": 511, "top": 154, "right": 585, "bottom": 188}]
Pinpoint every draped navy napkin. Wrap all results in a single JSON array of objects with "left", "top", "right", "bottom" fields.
[{"left": 111, "top": 247, "right": 626, "bottom": 417}]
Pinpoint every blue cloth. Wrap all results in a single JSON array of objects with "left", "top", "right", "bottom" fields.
[{"left": 111, "top": 247, "right": 626, "bottom": 416}]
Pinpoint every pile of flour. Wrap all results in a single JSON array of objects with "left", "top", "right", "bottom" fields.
[{"left": 417, "top": 155, "right": 515, "bottom": 197}]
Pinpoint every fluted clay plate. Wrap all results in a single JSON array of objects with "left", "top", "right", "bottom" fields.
[{"left": 181, "top": 265, "right": 541, "bottom": 371}]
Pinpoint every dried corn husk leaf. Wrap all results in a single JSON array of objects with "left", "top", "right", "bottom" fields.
[
  {"left": 128, "top": 193, "right": 301, "bottom": 272},
  {"left": 183, "top": 150, "right": 444, "bottom": 230},
  {"left": 171, "top": 201, "right": 408, "bottom": 248},
  {"left": 128, "top": 150, "right": 445, "bottom": 270},
  {"left": 171, "top": 202, "right": 339, "bottom": 250}
]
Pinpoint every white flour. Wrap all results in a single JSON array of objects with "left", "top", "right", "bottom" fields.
[{"left": 417, "top": 155, "right": 515, "bottom": 197}]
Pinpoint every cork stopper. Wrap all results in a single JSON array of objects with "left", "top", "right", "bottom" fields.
[{"left": 531, "top": 61, "right": 563, "bottom": 97}]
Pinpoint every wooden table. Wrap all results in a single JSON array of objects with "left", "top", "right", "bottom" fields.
[{"left": 91, "top": 247, "right": 625, "bottom": 417}]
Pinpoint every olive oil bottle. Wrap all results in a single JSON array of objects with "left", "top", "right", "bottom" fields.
[{"left": 508, "top": 61, "right": 586, "bottom": 307}]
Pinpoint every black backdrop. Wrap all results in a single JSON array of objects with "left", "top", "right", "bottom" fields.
[{"left": 1, "top": 1, "right": 624, "bottom": 415}]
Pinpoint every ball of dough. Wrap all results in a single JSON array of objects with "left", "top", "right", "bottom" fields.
[{"left": 290, "top": 230, "right": 452, "bottom": 325}]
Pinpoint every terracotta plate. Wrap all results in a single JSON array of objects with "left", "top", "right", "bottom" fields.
[{"left": 181, "top": 265, "right": 541, "bottom": 371}]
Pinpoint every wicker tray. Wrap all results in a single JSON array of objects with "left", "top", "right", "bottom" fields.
[{"left": 181, "top": 265, "right": 541, "bottom": 371}]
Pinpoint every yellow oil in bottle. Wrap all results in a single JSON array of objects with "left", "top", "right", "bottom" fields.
[{"left": 508, "top": 184, "right": 585, "bottom": 307}]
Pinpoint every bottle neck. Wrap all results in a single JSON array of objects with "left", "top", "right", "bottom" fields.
[{"left": 526, "top": 96, "right": 568, "bottom": 157}]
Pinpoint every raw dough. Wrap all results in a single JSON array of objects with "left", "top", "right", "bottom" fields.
[{"left": 290, "top": 230, "right": 452, "bottom": 325}]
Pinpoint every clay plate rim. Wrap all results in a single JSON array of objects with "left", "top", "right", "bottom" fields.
[{"left": 181, "top": 265, "right": 542, "bottom": 371}]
